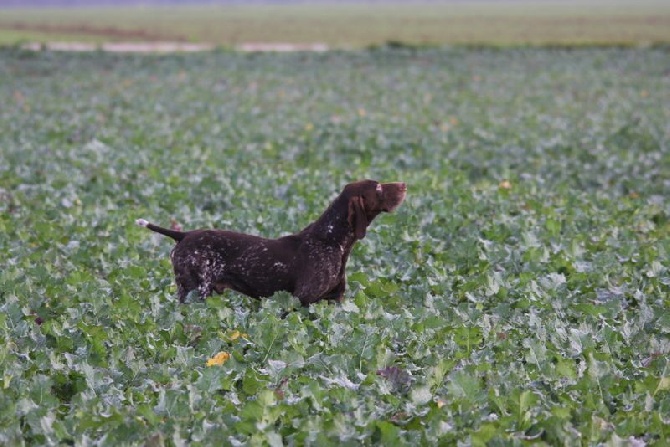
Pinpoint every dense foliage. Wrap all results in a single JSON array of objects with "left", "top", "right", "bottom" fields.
[{"left": 1, "top": 48, "right": 669, "bottom": 445}]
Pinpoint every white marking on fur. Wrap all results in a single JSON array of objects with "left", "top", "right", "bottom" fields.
[
  {"left": 136, "top": 218, "right": 149, "bottom": 227},
  {"left": 376, "top": 183, "right": 382, "bottom": 193}
]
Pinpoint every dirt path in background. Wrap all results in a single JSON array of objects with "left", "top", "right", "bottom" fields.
[
  {"left": 21, "top": 42, "right": 217, "bottom": 52},
  {"left": 2, "top": 21, "right": 187, "bottom": 42},
  {"left": 20, "top": 41, "right": 330, "bottom": 53},
  {"left": 6, "top": 22, "right": 330, "bottom": 52}
]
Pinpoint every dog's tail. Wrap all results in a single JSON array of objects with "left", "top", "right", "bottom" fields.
[{"left": 136, "top": 218, "right": 187, "bottom": 242}]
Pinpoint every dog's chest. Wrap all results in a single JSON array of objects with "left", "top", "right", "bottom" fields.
[{"left": 302, "top": 240, "right": 345, "bottom": 277}]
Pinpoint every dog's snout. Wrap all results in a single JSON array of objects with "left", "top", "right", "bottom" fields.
[{"left": 385, "top": 182, "right": 407, "bottom": 192}]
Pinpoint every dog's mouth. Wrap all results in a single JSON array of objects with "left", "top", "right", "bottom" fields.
[{"left": 383, "top": 196, "right": 405, "bottom": 212}]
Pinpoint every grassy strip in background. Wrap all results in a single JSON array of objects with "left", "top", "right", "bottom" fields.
[{"left": 1, "top": 0, "right": 670, "bottom": 47}]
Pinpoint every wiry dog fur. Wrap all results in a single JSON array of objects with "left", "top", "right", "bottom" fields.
[{"left": 137, "top": 179, "right": 406, "bottom": 306}]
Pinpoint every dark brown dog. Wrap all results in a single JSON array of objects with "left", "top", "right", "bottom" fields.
[{"left": 137, "top": 180, "right": 406, "bottom": 306}]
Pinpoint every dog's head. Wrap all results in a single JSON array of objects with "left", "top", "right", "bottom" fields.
[{"left": 344, "top": 179, "right": 407, "bottom": 240}]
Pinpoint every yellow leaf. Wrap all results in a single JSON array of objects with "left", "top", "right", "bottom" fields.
[
  {"left": 228, "top": 330, "right": 248, "bottom": 341},
  {"left": 499, "top": 180, "right": 512, "bottom": 190},
  {"left": 206, "top": 351, "right": 230, "bottom": 367}
]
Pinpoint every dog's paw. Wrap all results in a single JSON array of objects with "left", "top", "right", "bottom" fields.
[{"left": 136, "top": 218, "right": 149, "bottom": 227}]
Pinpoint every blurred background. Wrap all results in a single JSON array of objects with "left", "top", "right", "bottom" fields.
[{"left": 1, "top": 0, "right": 669, "bottom": 50}]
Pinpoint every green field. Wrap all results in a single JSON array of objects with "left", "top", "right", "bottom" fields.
[
  {"left": 1, "top": 0, "right": 670, "bottom": 47},
  {"left": 1, "top": 46, "right": 669, "bottom": 444}
]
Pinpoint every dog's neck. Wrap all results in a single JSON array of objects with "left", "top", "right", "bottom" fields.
[{"left": 300, "top": 194, "right": 358, "bottom": 248}]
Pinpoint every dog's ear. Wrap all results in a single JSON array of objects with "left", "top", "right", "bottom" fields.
[{"left": 348, "top": 196, "right": 368, "bottom": 240}]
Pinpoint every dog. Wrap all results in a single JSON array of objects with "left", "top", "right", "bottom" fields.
[{"left": 137, "top": 179, "right": 406, "bottom": 306}]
